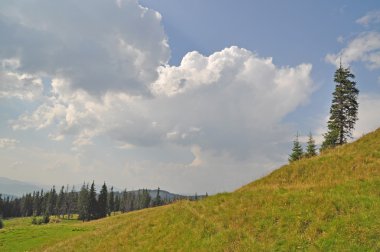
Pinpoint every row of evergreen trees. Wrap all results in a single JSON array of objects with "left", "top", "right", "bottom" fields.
[
  {"left": 0, "top": 182, "right": 180, "bottom": 221},
  {"left": 289, "top": 63, "right": 359, "bottom": 162},
  {"left": 0, "top": 185, "right": 76, "bottom": 219}
]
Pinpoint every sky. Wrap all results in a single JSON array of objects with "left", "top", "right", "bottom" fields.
[{"left": 0, "top": 0, "right": 380, "bottom": 194}]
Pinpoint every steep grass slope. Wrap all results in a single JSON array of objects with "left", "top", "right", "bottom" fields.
[{"left": 24, "top": 129, "right": 380, "bottom": 250}]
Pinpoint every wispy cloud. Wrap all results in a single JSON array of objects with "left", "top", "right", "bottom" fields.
[
  {"left": 326, "top": 32, "right": 380, "bottom": 70},
  {"left": 356, "top": 10, "right": 380, "bottom": 27}
]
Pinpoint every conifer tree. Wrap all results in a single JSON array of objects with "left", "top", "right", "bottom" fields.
[
  {"left": 32, "top": 191, "right": 41, "bottom": 216},
  {"left": 321, "top": 63, "right": 359, "bottom": 150},
  {"left": 305, "top": 132, "right": 317, "bottom": 158},
  {"left": 45, "top": 187, "right": 57, "bottom": 216},
  {"left": 97, "top": 182, "right": 108, "bottom": 218},
  {"left": 66, "top": 186, "right": 76, "bottom": 219},
  {"left": 142, "top": 189, "right": 151, "bottom": 208},
  {"left": 88, "top": 182, "right": 98, "bottom": 220},
  {"left": 152, "top": 187, "right": 162, "bottom": 207},
  {"left": 289, "top": 132, "right": 303, "bottom": 162},
  {"left": 114, "top": 194, "right": 120, "bottom": 212},
  {"left": 56, "top": 186, "right": 65, "bottom": 218},
  {"left": 78, "top": 183, "right": 89, "bottom": 221}
]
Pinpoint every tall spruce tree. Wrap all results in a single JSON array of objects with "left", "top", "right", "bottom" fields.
[
  {"left": 321, "top": 63, "right": 359, "bottom": 150},
  {"left": 305, "top": 132, "right": 317, "bottom": 158},
  {"left": 152, "top": 187, "right": 162, "bottom": 207},
  {"left": 56, "top": 186, "right": 65, "bottom": 218},
  {"left": 32, "top": 191, "right": 41, "bottom": 216},
  {"left": 114, "top": 194, "right": 120, "bottom": 212},
  {"left": 142, "top": 189, "right": 151, "bottom": 208},
  {"left": 46, "top": 187, "right": 57, "bottom": 216},
  {"left": 97, "top": 182, "right": 108, "bottom": 218},
  {"left": 78, "top": 183, "right": 89, "bottom": 221},
  {"left": 289, "top": 132, "right": 303, "bottom": 162},
  {"left": 88, "top": 182, "right": 98, "bottom": 220}
]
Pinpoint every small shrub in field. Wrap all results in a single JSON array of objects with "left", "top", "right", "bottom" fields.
[
  {"left": 0, "top": 218, "right": 3, "bottom": 229},
  {"left": 32, "top": 216, "right": 46, "bottom": 225}
]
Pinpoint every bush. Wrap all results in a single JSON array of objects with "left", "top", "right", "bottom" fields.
[
  {"left": 0, "top": 218, "right": 3, "bottom": 229},
  {"left": 31, "top": 216, "right": 45, "bottom": 225}
]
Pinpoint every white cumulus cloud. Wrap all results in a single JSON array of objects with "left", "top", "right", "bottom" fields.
[{"left": 13, "top": 47, "right": 314, "bottom": 161}]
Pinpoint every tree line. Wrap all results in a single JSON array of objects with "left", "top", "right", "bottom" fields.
[
  {"left": 0, "top": 182, "right": 194, "bottom": 223},
  {"left": 289, "top": 62, "right": 359, "bottom": 162}
]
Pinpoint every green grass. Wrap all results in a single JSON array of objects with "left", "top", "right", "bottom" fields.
[
  {"left": 0, "top": 217, "right": 92, "bottom": 251},
  {"left": 2, "top": 128, "right": 380, "bottom": 251}
]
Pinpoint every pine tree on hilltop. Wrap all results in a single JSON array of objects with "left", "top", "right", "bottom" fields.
[
  {"left": 289, "top": 132, "right": 303, "bottom": 163},
  {"left": 321, "top": 63, "right": 359, "bottom": 150},
  {"left": 305, "top": 132, "right": 317, "bottom": 158}
]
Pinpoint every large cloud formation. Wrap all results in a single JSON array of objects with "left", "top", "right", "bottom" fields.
[
  {"left": 1, "top": 0, "right": 315, "bottom": 192},
  {"left": 13, "top": 47, "right": 313, "bottom": 154}
]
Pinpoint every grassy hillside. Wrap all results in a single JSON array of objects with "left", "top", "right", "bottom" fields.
[{"left": 2, "top": 129, "right": 380, "bottom": 251}]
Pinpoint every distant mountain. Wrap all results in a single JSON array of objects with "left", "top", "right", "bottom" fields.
[{"left": 0, "top": 177, "right": 46, "bottom": 197}]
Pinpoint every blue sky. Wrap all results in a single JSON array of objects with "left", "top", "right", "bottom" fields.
[{"left": 0, "top": 0, "right": 379, "bottom": 194}]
